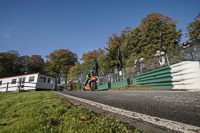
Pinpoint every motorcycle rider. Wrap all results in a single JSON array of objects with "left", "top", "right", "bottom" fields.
[{"left": 84, "top": 70, "right": 95, "bottom": 86}]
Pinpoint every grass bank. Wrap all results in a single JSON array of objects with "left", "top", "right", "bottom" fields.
[{"left": 0, "top": 91, "right": 140, "bottom": 133}]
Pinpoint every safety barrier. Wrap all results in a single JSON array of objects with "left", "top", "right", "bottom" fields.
[
  {"left": 170, "top": 61, "right": 200, "bottom": 90},
  {"left": 98, "top": 61, "right": 200, "bottom": 90},
  {"left": 136, "top": 61, "right": 200, "bottom": 90},
  {"left": 136, "top": 66, "right": 173, "bottom": 89}
]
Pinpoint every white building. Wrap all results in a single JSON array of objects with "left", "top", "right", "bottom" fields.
[{"left": 0, "top": 73, "right": 55, "bottom": 92}]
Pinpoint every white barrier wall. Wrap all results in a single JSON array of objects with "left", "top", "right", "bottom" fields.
[{"left": 170, "top": 61, "right": 200, "bottom": 90}]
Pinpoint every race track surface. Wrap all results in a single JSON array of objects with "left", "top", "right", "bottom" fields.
[{"left": 60, "top": 90, "right": 200, "bottom": 127}]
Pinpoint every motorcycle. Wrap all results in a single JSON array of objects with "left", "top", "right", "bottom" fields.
[
  {"left": 83, "top": 75, "right": 98, "bottom": 91},
  {"left": 67, "top": 82, "right": 73, "bottom": 91}
]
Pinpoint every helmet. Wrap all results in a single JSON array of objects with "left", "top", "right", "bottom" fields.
[{"left": 90, "top": 70, "right": 94, "bottom": 73}]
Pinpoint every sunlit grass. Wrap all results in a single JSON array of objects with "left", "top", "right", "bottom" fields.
[{"left": 0, "top": 91, "right": 140, "bottom": 133}]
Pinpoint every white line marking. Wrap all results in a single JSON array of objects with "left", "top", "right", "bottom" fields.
[{"left": 55, "top": 92, "right": 200, "bottom": 133}]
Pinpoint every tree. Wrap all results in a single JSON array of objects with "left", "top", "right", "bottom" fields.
[
  {"left": 105, "top": 27, "right": 131, "bottom": 70},
  {"left": 186, "top": 12, "right": 200, "bottom": 42},
  {"left": 137, "top": 13, "right": 181, "bottom": 57},
  {"left": 80, "top": 50, "right": 98, "bottom": 77},
  {"left": 46, "top": 49, "right": 78, "bottom": 85},
  {"left": 0, "top": 51, "right": 22, "bottom": 77},
  {"left": 28, "top": 55, "right": 45, "bottom": 74},
  {"left": 68, "top": 63, "right": 82, "bottom": 81},
  {"left": 19, "top": 55, "right": 29, "bottom": 74},
  {"left": 124, "top": 13, "right": 182, "bottom": 67}
]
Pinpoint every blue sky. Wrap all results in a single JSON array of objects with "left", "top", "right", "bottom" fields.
[{"left": 0, "top": 0, "right": 199, "bottom": 60}]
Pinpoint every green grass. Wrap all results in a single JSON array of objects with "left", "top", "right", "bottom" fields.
[{"left": 0, "top": 91, "right": 140, "bottom": 133}]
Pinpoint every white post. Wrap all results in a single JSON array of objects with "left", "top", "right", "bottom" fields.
[{"left": 166, "top": 53, "right": 170, "bottom": 66}]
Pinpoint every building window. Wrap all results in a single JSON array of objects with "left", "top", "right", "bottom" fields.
[
  {"left": 22, "top": 77, "right": 26, "bottom": 83},
  {"left": 19, "top": 77, "right": 26, "bottom": 83},
  {"left": 39, "top": 76, "right": 46, "bottom": 83},
  {"left": 29, "top": 76, "right": 35, "bottom": 82},
  {"left": 0, "top": 81, "right": 2, "bottom": 85},
  {"left": 48, "top": 78, "right": 51, "bottom": 83},
  {"left": 11, "top": 79, "right": 17, "bottom": 84}
]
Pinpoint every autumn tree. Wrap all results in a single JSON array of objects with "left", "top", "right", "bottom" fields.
[
  {"left": 28, "top": 55, "right": 45, "bottom": 74},
  {"left": 185, "top": 13, "right": 200, "bottom": 61},
  {"left": 80, "top": 48, "right": 109, "bottom": 77},
  {"left": 46, "top": 49, "right": 77, "bottom": 85},
  {"left": 186, "top": 12, "right": 200, "bottom": 42},
  {"left": 123, "top": 13, "right": 182, "bottom": 67},
  {"left": 68, "top": 63, "right": 82, "bottom": 82},
  {"left": 105, "top": 27, "right": 131, "bottom": 70},
  {"left": 80, "top": 50, "right": 98, "bottom": 77}
]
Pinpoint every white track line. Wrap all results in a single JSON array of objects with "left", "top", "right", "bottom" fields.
[{"left": 55, "top": 92, "right": 200, "bottom": 133}]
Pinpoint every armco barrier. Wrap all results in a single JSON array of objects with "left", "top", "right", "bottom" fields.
[
  {"left": 136, "top": 66, "right": 173, "bottom": 89},
  {"left": 136, "top": 61, "right": 200, "bottom": 90},
  {"left": 98, "top": 61, "right": 200, "bottom": 90}
]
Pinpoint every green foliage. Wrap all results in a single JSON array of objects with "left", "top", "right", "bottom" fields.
[
  {"left": 186, "top": 12, "right": 200, "bottom": 41},
  {"left": 68, "top": 63, "right": 82, "bottom": 82},
  {"left": 80, "top": 48, "right": 109, "bottom": 77},
  {"left": 46, "top": 49, "right": 78, "bottom": 79},
  {"left": 0, "top": 51, "right": 46, "bottom": 78},
  {"left": 0, "top": 92, "right": 138, "bottom": 133},
  {"left": 0, "top": 51, "right": 24, "bottom": 77},
  {"left": 124, "top": 13, "right": 182, "bottom": 67},
  {"left": 105, "top": 27, "right": 131, "bottom": 70},
  {"left": 28, "top": 55, "right": 45, "bottom": 74}
]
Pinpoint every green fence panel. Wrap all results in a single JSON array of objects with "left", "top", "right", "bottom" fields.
[
  {"left": 130, "top": 78, "right": 137, "bottom": 85},
  {"left": 110, "top": 79, "right": 130, "bottom": 88},
  {"left": 98, "top": 83, "right": 110, "bottom": 90}
]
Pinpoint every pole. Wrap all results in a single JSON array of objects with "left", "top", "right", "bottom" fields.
[
  {"left": 18, "top": 80, "right": 22, "bottom": 92},
  {"left": 166, "top": 53, "right": 170, "bottom": 66},
  {"left": 6, "top": 82, "right": 9, "bottom": 92},
  {"left": 123, "top": 68, "right": 125, "bottom": 79}
]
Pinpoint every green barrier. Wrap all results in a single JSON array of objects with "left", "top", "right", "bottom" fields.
[
  {"left": 136, "top": 66, "right": 173, "bottom": 89},
  {"left": 130, "top": 78, "right": 137, "bottom": 85},
  {"left": 97, "top": 83, "right": 110, "bottom": 90},
  {"left": 110, "top": 79, "right": 130, "bottom": 88}
]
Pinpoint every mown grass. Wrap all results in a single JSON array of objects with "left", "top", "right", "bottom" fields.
[
  {"left": 110, "top": 85, "right": 174, "bottom": 91},
  {"left": 0, "top": 91, "right": 140, "bottom": 133}
]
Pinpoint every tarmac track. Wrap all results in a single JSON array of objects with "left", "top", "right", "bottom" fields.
[{"left": 60, "top": 90, "right": 200, "bottom": 127}]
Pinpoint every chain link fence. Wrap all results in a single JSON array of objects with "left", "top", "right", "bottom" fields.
[{"left": 98, "top": 42, "right": 200, "bottom": 85}]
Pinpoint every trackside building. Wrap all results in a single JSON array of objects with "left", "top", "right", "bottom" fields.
[{"left": 0, "top": 73, "right": 55, "bottom": 92}]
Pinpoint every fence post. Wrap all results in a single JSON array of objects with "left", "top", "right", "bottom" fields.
[
  {"left": 6, "top": 82, "right": 9, "bottom": 92},
  {"left": 166, "top": 53, "right": 170, "bottom": 66},
  {"left": 18, "top": 81, "right": 22, "bottom": 92}
]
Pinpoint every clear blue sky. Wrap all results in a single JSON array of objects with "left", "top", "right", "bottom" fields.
[{"left": 0, "top": 0, "right": 199, "bottom": 60}]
